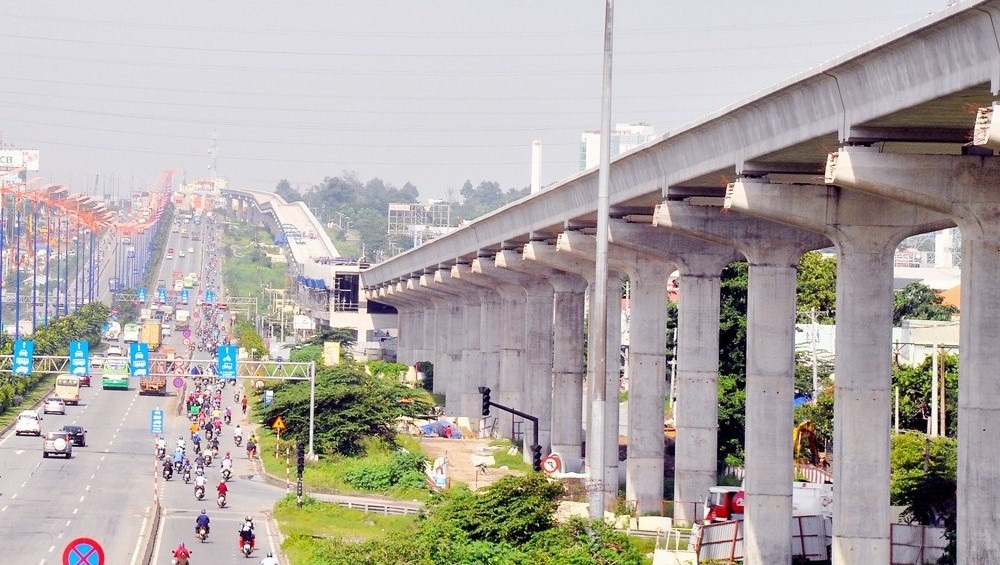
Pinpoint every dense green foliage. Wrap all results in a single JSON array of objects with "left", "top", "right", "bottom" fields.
[
  {"left": 280, "top": 474, "right": 643, "bottom": 565},
  {"left": 892, "top": 352, "right": 958, "bottom": 436},
  {"left": 259, "top": 362, "right": 433, "bottom": 456},
  {"left": 795, "top": 251, "right": 837, "bottom": 319},
  {"left": 0, "top": 302, "right": 110, "bottom": 412},
  {"left": 340, "top": 449, "right": 427, "bottom": 492},
  {"left": 890, "top": 431, "right": 957, "bottom": 562},
  {"left": 232, "top": 319, "right": 265, "bottom": 357},
  {"left": 893, "top": 282, "right": 958, "bottom": 326},
  {"left": 716, "top": 262, "right": 748, "bottom": 467}
]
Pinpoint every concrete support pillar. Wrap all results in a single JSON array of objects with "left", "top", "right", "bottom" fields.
[
  {"left": 555, "top": 232, "right": 628, "bottom": 506},
  {"left": 653, "top": 204, "right": 829, "bottom": 563},
  {"left": 625, "top": 262, "right": 675, "bottom": 515},
  {"left": 523, "top": 241, "right": 618, "bottom": 498},
  {"left": 390, "top": 280, "right": 430, "bottom": 366},
  {"left": 825, "top": 147, "right": 1000, "bottom": 563},
  {"left": 434, "top": 267, "right": 484, "bottom": 419},
  {"left": 522, "top": 242, "right": 588, "bottom": 470},
  {"left": 471, "top": 257, "right": 527, "bottom": 439},
  {"left": 451, "top": 263, "right": 503, "bottom": 428},
  {"left": 407, "top": 276, "right": 451, "bottom": 397},
  {"left": 496, "top": 249, "right": 586, "bottom": 460},
  {"left": 375, "top": 286, "right": 412, "bottom": 364},
  {"left": 729, "top": 178, "right": 951, "bottom": 564},
  {"left": 418, "top": 272, "right": 465, "bottom": 412}
]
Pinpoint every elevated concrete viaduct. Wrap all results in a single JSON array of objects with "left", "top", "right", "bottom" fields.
[{"left": 362, "top": 3, "right": 1000, "bottom": 562}]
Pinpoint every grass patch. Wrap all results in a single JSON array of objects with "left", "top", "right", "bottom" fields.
[
  {"left": 488, "top": 438, "right": 533, "bottom": 473},
  {"left": 273, "top": 493, "right": 415, "bottom": 544},
  {"left": 255, "top": 425, "right": 433, "bottom": 502}
]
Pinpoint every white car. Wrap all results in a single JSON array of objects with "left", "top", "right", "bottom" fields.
[
  {"left": 187, "top": 247, "right": 194, "bottom": 254},
  {"left": 107, "top": 345, "right": 123, "bottom": 357},
  {"left": 15, "top": 410, "right": 42, "bottom": 436},
  {"left": 162, "top": 325, "right": 172, "bottom": 337}
]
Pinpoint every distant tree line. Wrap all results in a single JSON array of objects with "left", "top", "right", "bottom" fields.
[{"left": 274, "top": 175, "right": 528, "bottom": 262}]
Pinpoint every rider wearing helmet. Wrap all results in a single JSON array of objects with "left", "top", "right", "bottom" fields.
[
  {"left": 172, "top": 541, "right": 192, "bottom": 564},
  {"left": 217, "top": 479, "right": 228, "bottom": 498},
  {"left": 260, "top": 551, "right": 279, "bottom": 565},
  {"left": 238, "top": 515, "right": 256, "bottom": 549},
  {"left": 195, "top": 509, "right": 211, "bottom": 535}
]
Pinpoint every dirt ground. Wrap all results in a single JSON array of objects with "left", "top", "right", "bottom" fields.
[{"left": 417, "top": 435, "right": 523, "bottom": 491}]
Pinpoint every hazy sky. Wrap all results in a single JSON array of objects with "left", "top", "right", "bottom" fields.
[{"left": 0, "top": 1, "right": 953, "bottom": 201}]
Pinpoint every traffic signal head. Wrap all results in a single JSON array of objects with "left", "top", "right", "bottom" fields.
[
  {"left": 478, "top": 386, "right": 491, "bottom": 416},
  {"left": 531, "top": 445, "right": 543, "bottom": 472},
  {"left": 296, "top": 442, "right": 305, "bottom": 475}
]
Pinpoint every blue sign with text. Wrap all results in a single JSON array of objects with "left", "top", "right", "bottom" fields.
[
  {"left": 180, "top": 289, "right": 189, "bottom": 305},
  {"left": 157, "top": 287, "right": 167, "bottom": 303},
  {"left": 137, "top": 288, "right": 146, "bottom": 302},
  {"left": 69, "top": 341, "right": 90, "bottom": 376},
  {"left": 205, "top": 289, "right": 216, "bottom": 304},
  {"left": 13, "top": 340, "right": 33, "bottom": 376},
  {"left": 150, "top": 408, "right": 164, "bottom": 434},
  {"left": 129, "top": 342, "right": 149, "bottom": 377},
  {"left": 217, "top": 345, "right": 237, "bottom": 382}
]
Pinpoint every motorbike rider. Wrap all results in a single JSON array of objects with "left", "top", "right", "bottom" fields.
[
  {"left": 172, "top": 447, "right": 184, "bottom": 468},
  {"left": 233, "top": 424, "right": 243, "bottom": 443},
  {"left": 210, "top": 436, "right": 220, "bottom": 453},
  {"left": 238, "top": 515, "right": 256, "bottom": 550},
  {"left": 260, "top": 551, "right": 279, "bottom": 565},
  {"left": 156, "top": 437, "right": 167, "bottom": 456},
  {"left": 194, "top": 470, "right": 208, "bottom": 496},
  {"left": 224, "top": 406, "right": 232, "bottom": 423},
  {"left": 172, "top": 541, "right": 191, "bottom": 564},
  {"left": 241, "top": 395, "right": 248, "bottom": 414},
  {"left": 188, "top": 421, "right": 200, "bottom": 437},
  {"left": 163, "top": 459, "right": 174, "bottom": 479},
  {"left": 217, "top": 479, "right": 229, "bottom": 501},
  {"left": 195, "top": 509, "right": 211, "bottom": 536},
  {"left": 176, "top": 436, "right": 187, "bottom": 451},
  {"left": 247, "top": 438, "right": 257, "bottom": 459},
  {"left": 192, "top": 431, "right": 202, "bottom": 453}
]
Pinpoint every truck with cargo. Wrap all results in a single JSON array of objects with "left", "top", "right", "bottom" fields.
[
  {"left": 175, "top": 310, "right": 190, "bottom": 331},
  {"left": 138, "top": 352, "right": 167, "bottom": 395},
  {"left": 140, "top": 321, "right": 162, "bottom": 350}
]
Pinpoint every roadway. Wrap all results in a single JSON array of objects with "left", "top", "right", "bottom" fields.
[{"left": 0, "top": 212, "right": 286, "bottom": 563}]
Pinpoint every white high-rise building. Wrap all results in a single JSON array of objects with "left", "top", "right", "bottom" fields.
[{"left": 580, "top": 123, "right": 657, "bottom": 170}]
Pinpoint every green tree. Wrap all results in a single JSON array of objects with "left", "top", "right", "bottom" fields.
[
  {"left": 716, "top": 261, "right": 748, "bottom": 467},
  {"left": 275, "top": 179, "right": 301, "bottom": 202},
  {"left": 893, "top": 282, "right": 958, "bottom": 326},
  {"left": 796, "top": 251, "right": 836, "bottom": 321},
  {"left": 892, "top": 352, "right": 958, "bottom": 436}
]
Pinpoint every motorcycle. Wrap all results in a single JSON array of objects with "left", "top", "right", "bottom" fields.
[
  {"left": 223, "top": 413, "right": 231, "bottom": 425},
  {"left": 222, "top": 468, "right": 231, "bottom": 482},
  {"left": 183, "top": 468, "right": 192, "bottom": 484},
  {"left": 234, "top": 435, "right": 243, "bottom": 448},
  {"left": 162, "top": 462, "right": 173, "bottom": 480},
  {"left": 247, "top": 443, "right": 257, "bottom": 459},
  {"left": 195, "top": 485, "right": 205, "bottom": 500},
  {"left": 217, "top": 493, "right": 227, "bottom": 508},
  {"left": 204, "top": 452, "right": 213, "bottom": 466},
  {"left": 239, "top": 535, "right": 254, "bottom": 557},
  {"left": 197, "top": 525, "right": 208, "bottom": 542},
  {"left": 205, "top": 428, "right": 214, "bottom": 441},
  {"left": 156, "top": 446, "right": 166, "bottom": 460}
]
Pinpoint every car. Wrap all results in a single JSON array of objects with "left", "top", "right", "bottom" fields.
[
  {"left": 43, "top": 397, "right": 66, "bottom": 415},
  {"left": 90, "top": 353, "right": 106, "bottom": 369},
  {"left": 60, "top": 425, "right": 87, "bottom": 447},
  {"left": 107, "top": 345, "right": 123, "bottom": 357},
  {"left": 14, "top": 410, "right": 42, "bottom": 436},
  {"left": 78, "top": 374, "right": 91, "bottom": 387},
  {"left": 178, "top": 250, "right": 186, "bottom": 258},
  {"left": 162, "top": 325, "right": 172, "bottom": 337},
  {"left": 42, "top": 431, "right": 72, "bottom": 458},
  {"left": 187, "top": 247, "right": 194, "bottom": 254}
]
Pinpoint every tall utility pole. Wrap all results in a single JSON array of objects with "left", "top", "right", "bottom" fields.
[{"left": 589, "top": 0, "right": 614, "bottom": 521}]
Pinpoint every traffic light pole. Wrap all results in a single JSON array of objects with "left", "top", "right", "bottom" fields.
[{"left": 478, "top": 387, "right": 543, "bottom": 471}]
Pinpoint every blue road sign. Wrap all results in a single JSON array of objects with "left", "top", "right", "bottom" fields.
[
  {"left": 205, "top": 289, "right": 216, "bottom": 304},
  {"left": 157, "top": 287, "right": 167, "bottom": 303},
  {"left": 128, "top": 342, "right": 149, "bottom": 378},
  {"left": 62, "top": 536, "right": 105, "bottom": 565},
  {"left": 69, "top": 341, "right": 90, "bottom": 376},
  {"left": 217, "top": 345, "right": 237, "bottom": 381},
  {"left": 137, "top": 288, "right": 146, "bottom": 302},
  {"left": 180, "top": 289, "right": 189, "bottom": 304},
  {"left": 13, "top": 340, "right": 33, "bottom": 376},
  {"left": 150, "top": 408, "right": 164, "bottom": 435}
]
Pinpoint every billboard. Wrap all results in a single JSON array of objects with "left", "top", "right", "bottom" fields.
[{"left": 0, "top": 150, "right": 40, "bottom": 171}]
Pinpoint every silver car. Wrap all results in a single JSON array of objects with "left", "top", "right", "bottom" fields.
[
  {"left": 43, "top": 397, "right": 66, "bottom": 415},
  {"left": 42, "top": 431, "right": 72, "bottom": 458}
]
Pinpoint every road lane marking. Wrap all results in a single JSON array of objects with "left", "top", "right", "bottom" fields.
[
  {"left": 72, "top": 508, "right": 78, "bottom": 515},
  {"left": 128, "top": 510, "right": 150, "bottom": 565},
  {"left": 78, "top": 495, "right": 85, "bottom": 502}
]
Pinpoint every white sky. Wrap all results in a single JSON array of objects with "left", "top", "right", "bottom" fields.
[{"left": 0, "top": 0, "right": 954, "bottom": 200}]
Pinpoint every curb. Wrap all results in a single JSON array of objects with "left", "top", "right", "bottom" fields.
[{"left": 138, "top": 499, "right": 163, "bottom": 565}]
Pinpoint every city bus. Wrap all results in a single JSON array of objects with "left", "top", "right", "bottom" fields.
[
  {"left": 102, "top": 357, "right": 130, "bottom": 391},
  {"left": 54, "top": 374, "right": 81, "bottom": 405}
]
